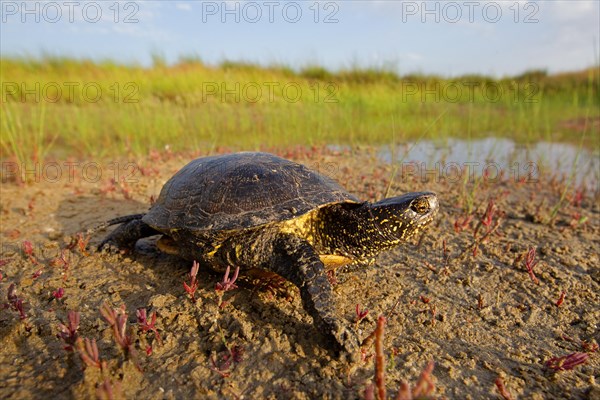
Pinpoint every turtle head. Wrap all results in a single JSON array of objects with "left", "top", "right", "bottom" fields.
[
  {"left": 367, "top": 192, "right": 439, "bottom": 243},
  {"left": 314, "top": 192, "right": 438, "bottom": 260}
]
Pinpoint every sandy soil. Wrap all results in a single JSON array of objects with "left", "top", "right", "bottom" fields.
[{"left": 0, "top": 147, "right": 598, "bottom": 399}]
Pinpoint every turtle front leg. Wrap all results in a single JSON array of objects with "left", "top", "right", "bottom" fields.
[
  {"left": 227, "top": 233, "right": 360, "bottom": 358},
  {"left": 98, "top": 217, "right": 159, "bottom": 251}
]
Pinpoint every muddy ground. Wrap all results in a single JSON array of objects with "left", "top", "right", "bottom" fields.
[{"left": 0, "top": 146, "right": 598, "bottom": 399}]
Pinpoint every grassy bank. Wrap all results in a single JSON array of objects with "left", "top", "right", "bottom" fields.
[{"left": 1, "top": 57, "right": 598, "bottom": 162}]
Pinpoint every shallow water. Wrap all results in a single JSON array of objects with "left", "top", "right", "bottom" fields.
[{"left": 377, "top": 138, "right": 599, "bottom": 190}]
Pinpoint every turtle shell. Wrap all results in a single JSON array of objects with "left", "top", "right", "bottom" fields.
[{"left": 144, "top": 152, "right": 359, "bottom": 232}]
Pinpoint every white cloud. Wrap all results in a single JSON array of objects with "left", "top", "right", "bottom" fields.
[
  {"left": 112, "top": 24, "right": 170, "bottom": 41},
  {"left": 405, "top": 52, "right": 422, "bottom": 61},
  {"left": 547, "top": 0, "right": 597, "bottom": 21},
  {"left": 176, "top": 3, "right": 192, "bottom": 11}
]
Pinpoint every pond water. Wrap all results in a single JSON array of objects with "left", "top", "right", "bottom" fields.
[{"left": 376, "top": 138, "right": 599, "bottom": 190}]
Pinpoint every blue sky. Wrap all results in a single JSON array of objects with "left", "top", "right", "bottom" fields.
[{"left": 1, "top": 0, "right": 598, "bottom": 76}]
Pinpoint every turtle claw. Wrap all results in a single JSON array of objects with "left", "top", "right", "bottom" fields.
[
  {"left": 97, "top": 239, "right": 126, "bottom": 254},
  {"left": 322, "top": 317, "right": 361, "bottom": 362},
  {"left": 334, "top": 325, "right": 361, "bottom": 362}
]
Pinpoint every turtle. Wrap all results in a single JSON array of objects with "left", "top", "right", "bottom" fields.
[{"left": 98, "top": 152, "right": 439, "bottom": 355}]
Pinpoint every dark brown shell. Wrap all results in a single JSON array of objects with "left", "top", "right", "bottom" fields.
[{"left": 143, "top": 152, "right": 359, "bottom": 232}]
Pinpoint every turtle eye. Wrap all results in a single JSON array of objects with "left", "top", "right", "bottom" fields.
[{"left": 410, "top": 198, "right": 431, "bottom": 214}]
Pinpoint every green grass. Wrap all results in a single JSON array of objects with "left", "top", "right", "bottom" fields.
[{"left": 1, "top": 56, "right": 598, "bottom": 162}]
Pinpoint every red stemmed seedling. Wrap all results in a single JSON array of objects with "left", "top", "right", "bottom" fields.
[
  {"left": 441, "top": 239, "right": 450, "bottom": 270},
  {"left": 456, "top": 198, "right": 504, "bottom": 261},
  {"left": 215, "top": 265, "right": 239, "bottom": 291},
  {"left": 22, "top": 240, "right": 39, "bottom": 265},
  {"left": 210, "top": 344, "right": 245, "bottom": 378},
  {"left": 77, "top": 233, "right": 90, "bottom": 255},
  {"left": 75, "top": 337, "right": 104, "bottom": 370},
  {"left": 66, "top": 233, "right": 90, "bottom": 256},
  {"left": 114, "top": 315, "right": 134, "bottom": 351},
  {"left": 395, "top": 360, "right": 436, "bottom": 400},
  {"left": 4, "top": 283, "right": 27, "bottom": 320},
  {"left": 215, "top": 266, "right": 240, "bottom": 308},
  {"left": 472, "top": 199, "right": 500, "bottom": 256},
  {"left": 480, "top": 199, "right": 496, "bottom": 231},
  {"left": 583, "top": 341, "right": 599, "bottom": 353},
  {"left": 136, "top": 308, "right": 162, "bottom": 345},
  {"left": 57, "top": 310, "right": 80, "bottom": 351},
  {"left": 477, "top": 293, "right": 485, "bottom": 310},
  {"left": 99, "top": 302, "right": 119, "bottom": 325},
  {"left": 363, "top": 313, "right": 438, "bottom": 400},
  {"left": 97, "top": 378, "right": 123, "bottom": 400},
  {"left": 27, "top": 197, "right": 35, "bottom": 215},
  {"left": 119, "top": 178, "right": 133, "bottom": 200},
  {"left": 524, "top": 247, "right": 539, "bottom": 284},
  {"left": 494, "top": 377, "right": 514, "bottom": 400},
  {"left": 560, "top": 334, "right": 599, "bottom": 353},
  {"left": 374, "top": 315, "right": 386, "bottom": 400},
  {"left": 361, "top": 315, "right": 387, "bottom": 397},
  {"left": 210, "top": 324, "right": 245, "bottom": 378},
  {"left": 545, "top": 352, "right": 589, "bottom": 371},
  {"left": 52, "top": 287, "right": 65, "bottom": 302},
  {"left": 568, "top": 212, "right": 588, "bottom": 230},
  {"left": 114, "top": 314, "right": 140, "bottom": 368},
  {"left": 51, "top": 249, "right": 71, "bottom": 279},
  {"left": 571, "top": 185, "right": 585, "bottom": 207},
  {"left": 100, "top": 178, "right": 118, "bottom": 196},
  {"left": 453, "top": 214, "right": 473, "bottom": 233},
  {"left": 555, "top": 290, "right": 566, "bottom": 307},
  {"left": 22, "top": 240, "right": 33, "bottom": 257},
  {"left": 355, "top": 304, "right": 369, "bottom": 330},
  {"left": 183, "top": 261, "right": 200, "bottom": 302},
  {"left": 100, "top": 302, "right": 141, "bottom": 371}
]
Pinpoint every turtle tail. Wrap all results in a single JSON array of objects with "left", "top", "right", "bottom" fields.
[{"left": 86, "top": 213, "right": 146, "bottom": 236}]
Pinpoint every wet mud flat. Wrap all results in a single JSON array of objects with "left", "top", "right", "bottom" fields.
[{"left": 0, "top": 147, "right": 598, "bottom": 399}]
